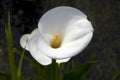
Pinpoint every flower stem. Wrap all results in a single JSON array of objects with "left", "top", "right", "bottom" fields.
[
  {"left": 71, "top": 60, "right": 75, "bottom": 71},
  {"left": 50, "top": 60, "right": 59, "bottom": 80},
  {"left": 17, "top": 49, "right": 25, "bottom": 78},
  {"left": 59, "top": 64, "right": 64, "bottom": 80},
  {"left": 17, "top": 39, "right": 27, "bottom": 78}
]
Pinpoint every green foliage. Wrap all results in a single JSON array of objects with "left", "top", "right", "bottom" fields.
[
  {"left": 45, "top": 60, "right": 59, "bottom": 80},
  {"left": 108, "top": 68, "right": 120, "bottom": 80},
  {"left": 13, "top": 48, "right": 36, "bottom": 65},
  {"left": 63, "top": 55, "right": 94, "bottom": 80},
  {"left": 5, "top": 11, "right": 18, "bottom": 80},
  {"left": 0, "top": 72, "right": 11, "bottom": 80},
  {"left": 17, "top": 49, "right": 25, "bottom": 78},
  {"left": 97, "top": 75, "right": 102, "bottom": 80}
]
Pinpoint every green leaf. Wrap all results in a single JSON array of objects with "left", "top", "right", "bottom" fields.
[
  {"left": 5, "top": 10, "right": 18, "bottom": 80},
  {"left": 63, "top": 62, "right": 92, "bottom": 80},
  {"left": 80, "top": 71, "right": 87, "bottom": 80},
  {"left": 14, "top": 48, "right": 50, "bottom": 80},
  {"left": 34, "top": 63, "right": 46, "bottom": 80},
  {"left": 13, "top": 48, "right": 36, "bottom": 65},
  {"left": 13, "top": 48, "right": 46, "bottom": 80},
  {"left": 97, "top": 75, "right": 102, "bottom": 80},
  {"left": 109, "top": 68, "right": 120, "bottom": 80},
  {"left": 0, "top": 72, "right": 11, "bottom": 80},
  {"left": 63, "top": 54, "right": 94, "bottom": 80}
]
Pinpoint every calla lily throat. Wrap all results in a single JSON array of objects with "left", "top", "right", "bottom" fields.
[{"left": 51, "top": 34, "right": 61, "bottom": 48}]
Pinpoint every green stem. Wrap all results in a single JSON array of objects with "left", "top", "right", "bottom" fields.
[
  {"left": 13, "top": 48, "right": 35, "bottom": 66},
  {"left": 50, "top": 60, "right": 59, "bottom": 80},
  {"left": 59, "top": 64, "right": 64, "bottom": 80},
  {"left": 17, "top": 50, "right": 25, "bottom": 78},
  {"left": 71, "top": 60, "right": 75, "bottom": 71},
  {"left": 17, "top": 38, "right": 28, "bottom": 79}
]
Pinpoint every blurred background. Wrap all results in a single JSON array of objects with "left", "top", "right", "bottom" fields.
[{"left": 0, "top": 0, "right": 120, "bottom": 80}]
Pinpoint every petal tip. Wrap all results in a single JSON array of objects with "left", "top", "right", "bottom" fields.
[{"left": 20, "top": 34, "right": 30, "bottom": 50}]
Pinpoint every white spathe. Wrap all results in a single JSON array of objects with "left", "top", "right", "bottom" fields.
[{"left": 20, "top": 6, "right": 94, "bottom": 65}]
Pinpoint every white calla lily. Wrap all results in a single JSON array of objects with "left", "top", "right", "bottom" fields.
[{"left": 20, "top": 6, "right": 94, "bottom": 65}]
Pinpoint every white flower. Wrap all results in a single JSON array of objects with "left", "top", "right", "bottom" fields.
[{"left": 20, "top": 6, "right": 94, "bottom": 65}]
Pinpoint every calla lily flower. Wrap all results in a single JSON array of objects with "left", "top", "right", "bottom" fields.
[{"left": 20, "top": 6, "right": 94, "bottom": 65}]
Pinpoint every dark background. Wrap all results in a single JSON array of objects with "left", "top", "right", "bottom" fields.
[{"left": 0, "top": 0, "right": 120, "bottom": 79}]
